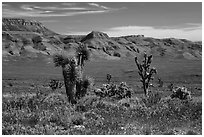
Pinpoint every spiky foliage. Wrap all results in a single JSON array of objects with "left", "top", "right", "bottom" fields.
[
  {"left": 53, "top": 53, "right": 72, "bottom": 67},
  {"left": 75, "top": 43, "right": 90, "bottom": 68},
  {"left": 135, "top": 53, "right": 157, "bottom": 96}
]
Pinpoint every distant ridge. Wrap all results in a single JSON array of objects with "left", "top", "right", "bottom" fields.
[
  {"left": 2, "top": 18, "right": 57, "bottom": 36},
  {"left": 2, "top": 18, "right": 202, "bottom": 60}
]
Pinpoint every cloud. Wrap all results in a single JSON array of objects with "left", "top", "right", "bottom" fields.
[
  {"left": 33, "top": 6, "right": 88, "bottom": 11},
  {"left": 2, "top": 3, "right": 122, "bottom": 17},
  {"left": 88, "top": 3, "right": 109, "bottom": 10},
  {"left": 67, "top": 24, "right": 202, "bottom": 41},
  {"left": 21, "top": 5, "right": 35, "bottom": 11},
  {"left": 102, "top": 25, "right": 202, "bottom": 41}
]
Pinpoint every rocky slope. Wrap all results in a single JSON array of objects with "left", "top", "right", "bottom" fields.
[
  {"left": 3, "top": 18, "right": 56, "bottom": 35},
  {"left": 2, "top": 18, "right": 202, "bottom": 60},
  {"left": 2, "top": 18, "right": 64, "bottom": 57}
]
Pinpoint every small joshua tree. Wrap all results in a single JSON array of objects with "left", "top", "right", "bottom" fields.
[
  {"left": 53, "top": 53, "right": 79, "bottom": 104},
  {"left": 135, "top": 53, "right": 157, "bottom": 96},
  {"left": 107, "top": 74, "right": 112, "bottom": 84},
  {"left": 158, "top": 78, "right": 163, "bottom": 87}
]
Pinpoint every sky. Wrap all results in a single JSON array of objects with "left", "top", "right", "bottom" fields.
[{"left": 2, "top": 2, "right": 202, "bottom": 41}]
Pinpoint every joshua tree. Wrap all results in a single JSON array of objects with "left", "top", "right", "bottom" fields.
[
  {"left": 135, "top": 53, "right": 157, "bottom": 96},
  {"left": 107, "top": 74, "right": 112, "bottom": 84},
  {"left": 75, "top": 44, "right": 90, "bottom": 99},
  {"left": 53, "top": 53, "right": 78, "bottom": 104},
  {"left": 158, "top": 78, "right": 164, "bottom": 87}
]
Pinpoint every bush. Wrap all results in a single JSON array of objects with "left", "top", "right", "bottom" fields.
[
  {"left": 94, "top": 82, "right": 133, "bottom": 99},
  {"left": 170, "top": 87, "right": 191, "bottom": 100},
  {"left": 49, "top": 79, "right": 64, "bottom": 91}
]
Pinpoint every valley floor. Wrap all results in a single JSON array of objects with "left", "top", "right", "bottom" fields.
[{"left": 2, "top": 57, "right": 202, "bottom": 135}]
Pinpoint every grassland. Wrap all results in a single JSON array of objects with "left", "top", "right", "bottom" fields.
[{"left": 2, "top": 56, "right": 202, "bottom": 135}]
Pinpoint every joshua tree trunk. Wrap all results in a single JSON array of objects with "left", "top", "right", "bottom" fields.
[
  {"left": 142, "top": 80, "right": 147, "bottom": 96},
  {"left": 75, "top": 65, "right": 83, "bottom": 99},
  {"left": 62, "top": 66, "right": 76, "bottom": 104}
]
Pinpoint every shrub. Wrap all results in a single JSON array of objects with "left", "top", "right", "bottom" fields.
[
  {"left": 170, "top": 87, "right": 191, "bottom": 100},
  {"left": 94, "top": 82, "right": 133, "bottom": 99},
  {"left": 49, "top": 79, "right": 64, "bottom": 91}
]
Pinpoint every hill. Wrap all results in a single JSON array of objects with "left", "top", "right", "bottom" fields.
[{"left": 2, "top": 18, "right": 202, "bottom": 60}]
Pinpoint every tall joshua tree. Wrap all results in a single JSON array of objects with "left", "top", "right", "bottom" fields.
[
  {"left": 135, "top": 53, "right": 157, "bottom": 96},
  {"left": 53, "top": 53, "right": 78, "bottom": 104},
  {"left": 75, "top": 43, "right": 90, "bottom": 98}
]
